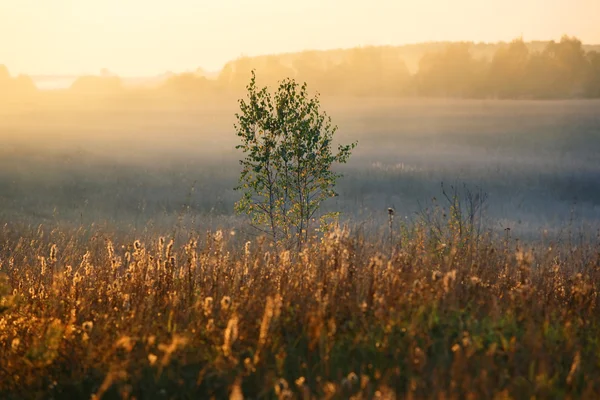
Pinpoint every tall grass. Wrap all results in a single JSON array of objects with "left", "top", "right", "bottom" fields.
[{"left": 1, "top": 213, "right": 599, "bottom": 399}]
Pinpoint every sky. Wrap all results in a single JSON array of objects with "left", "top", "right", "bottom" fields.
[{"left": 1, "top": 0, "right": 599, "bottom": 77}]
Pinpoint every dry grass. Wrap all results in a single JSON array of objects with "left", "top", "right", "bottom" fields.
[{"left": 1, "top": 217, "right": 600, "bottom": 400}]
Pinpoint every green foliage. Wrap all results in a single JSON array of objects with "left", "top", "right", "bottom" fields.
[{"left": 234, "top": 71, "right": 356, "bottom": 246}]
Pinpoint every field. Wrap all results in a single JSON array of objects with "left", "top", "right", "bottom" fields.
[{"left": 1, "top": 97, "right": 600, "bottom": 398}]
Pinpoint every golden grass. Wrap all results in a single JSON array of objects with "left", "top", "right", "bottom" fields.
[{"left": 1, "top": 222, "right": 599, "bottom": 399}]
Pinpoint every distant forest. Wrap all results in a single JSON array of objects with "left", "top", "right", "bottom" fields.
[{"left": 2, "top": 36, "right": 600, "bottom": 99}]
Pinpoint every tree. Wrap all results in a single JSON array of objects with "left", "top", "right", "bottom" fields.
[
  {"left": 162, "top": 73, "right": 215, "bottom": 96},
  {"left": 525, "top": 36, "right": 588, "bottom": 98},
  {"left": 543, "top": 36, "right": 587, "bottom": 97},
  {"left": 0, "top": 65, "right": 37, "bottom": 98},
  {"left": 488, "top": 38, "right": 530, "bottom": 98},
  {"left": 585, "top": 51, "right": 600, "bottom": 97},
  {"left": 234, "top": 71, "right": 356, "bottom": 247},
  {"left": 415, "top": 43, "right": 486, "bottom": 97}
]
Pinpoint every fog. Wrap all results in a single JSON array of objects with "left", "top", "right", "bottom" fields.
[{"left": 2, "top": 95, "right": 599, "bottom": 242}]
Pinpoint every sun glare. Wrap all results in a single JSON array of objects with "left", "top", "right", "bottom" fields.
[{"left": 0, "top": 0, "right": 598, "bottom": 76}]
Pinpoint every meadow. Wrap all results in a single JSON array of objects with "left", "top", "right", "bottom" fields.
[{"left": 1, "top": 96, "right": 600, "bottom": 398}]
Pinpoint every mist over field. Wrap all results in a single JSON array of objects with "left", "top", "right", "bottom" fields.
[{"left": 1, "top": 95, "right": 599, "bottom": 241}]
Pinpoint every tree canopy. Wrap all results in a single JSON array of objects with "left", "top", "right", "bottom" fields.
[{"left": 234, "top": 71, "right": 356, "bottom": 247}]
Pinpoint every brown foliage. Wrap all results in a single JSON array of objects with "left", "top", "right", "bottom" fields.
[{"left": 0, "top": 223, "right": 599, "bottom": 398}]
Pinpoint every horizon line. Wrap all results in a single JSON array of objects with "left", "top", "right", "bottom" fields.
[{"left": 7, "top": 36, "right": 600, "bottom": 79}]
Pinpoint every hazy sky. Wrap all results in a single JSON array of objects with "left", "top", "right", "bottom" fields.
[{"left": 1, "top": 0, "right": 599, "bottom": 76}]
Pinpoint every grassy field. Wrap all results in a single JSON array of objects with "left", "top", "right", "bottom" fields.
[
  {"left": 1, "top": 220, "right": 600, "bottom": 399},
  {"left": 1, "top": 97, "right": 600, "bottom": 398}
]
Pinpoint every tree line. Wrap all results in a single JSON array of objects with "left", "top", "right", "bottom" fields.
[
  {"left": 215, "top": 36, "right": 600, "bottom": 99},
  {"left": 2, "top": 36, "right": 599, "bottom": 99}
]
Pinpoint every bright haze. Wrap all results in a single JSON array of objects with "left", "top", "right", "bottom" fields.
[{"left": 1, "top": 0, "right": 599, "bottom": 76}]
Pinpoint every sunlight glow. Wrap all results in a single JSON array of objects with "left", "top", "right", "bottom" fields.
[{"left": 1, "top": 0, "right": 599, "bottom": 76}]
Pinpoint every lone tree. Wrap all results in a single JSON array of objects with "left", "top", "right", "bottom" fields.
[{"left": 234, "top": 71, "right": 356, "bottom": 247}]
